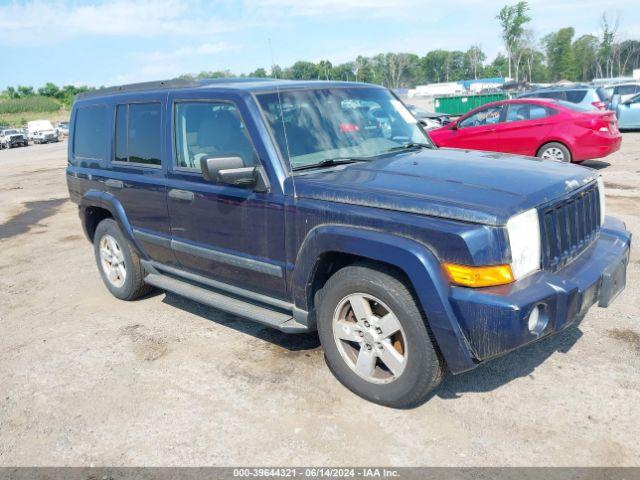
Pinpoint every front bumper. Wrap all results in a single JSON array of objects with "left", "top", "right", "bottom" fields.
[{"left": 448, "top": 216, "right": 630, "bottom": 364}]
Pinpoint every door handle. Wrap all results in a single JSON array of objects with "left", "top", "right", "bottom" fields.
[
  {"left": 168, "top": 189, "right": 195, "bottom": 202},
  {"left": 105, "top": 179, "right": 123, "bottom": 189}
]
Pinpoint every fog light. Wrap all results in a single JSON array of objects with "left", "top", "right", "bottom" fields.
[{"left": 528, "top": 305, "right": 549, "bottom": 336}]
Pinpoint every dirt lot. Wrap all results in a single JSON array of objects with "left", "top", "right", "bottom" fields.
[{"left": 0, "top": 137, "right": 639, "bottom": 467}]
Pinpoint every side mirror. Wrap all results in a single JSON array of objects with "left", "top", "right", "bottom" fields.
[
  {"left": 450, "top": 121, "right": 458, "bottom": 130},
  {"left": 200, "top": 156, "right": 268, "bottom": 192}
]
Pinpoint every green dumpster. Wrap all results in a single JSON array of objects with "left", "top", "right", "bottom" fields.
[{"left": 434, "top": 93, "right": 508, "bottom": 116}]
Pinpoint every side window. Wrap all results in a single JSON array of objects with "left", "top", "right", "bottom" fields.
[
  {"left": 74, "top": 105, "right": 107, "bottom": 158},
  {"left": 459, "top": 105, "right": 503, "bottom": 128},
  {"left": 618, "top": 85, "right": 639, "bottom": 95},
  {"left": 174, "top": 101, "right": 256, "bottom": 170},
  {"left": 114, "top": 102, "right": 162, "bottom": 166}
]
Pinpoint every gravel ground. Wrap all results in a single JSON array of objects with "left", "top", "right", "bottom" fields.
[{"left": 0, "top": 137, "right": 639, "bottom": 466}]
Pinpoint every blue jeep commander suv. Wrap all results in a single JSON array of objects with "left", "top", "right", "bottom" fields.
[{"left": 66, "top": 78, "right": 630, "bottom": 407}]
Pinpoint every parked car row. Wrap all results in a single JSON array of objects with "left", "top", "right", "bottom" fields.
[{"left": 0, "top": 119, "right": 67, "bottom": 150}]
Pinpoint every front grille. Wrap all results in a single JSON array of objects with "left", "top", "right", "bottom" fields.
[{"left": 539, "top": 183, "right": 600, "bottom": 271}]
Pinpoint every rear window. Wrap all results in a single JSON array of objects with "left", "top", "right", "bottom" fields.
[{"left": 74, "top": 105, "right": 107, "bottom": 158}]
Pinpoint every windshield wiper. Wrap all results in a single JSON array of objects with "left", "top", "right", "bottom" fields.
[
  {"left": 292, "top": 157, "right": 370, "bottom": 172},
  {"left": 385, "top": 142, "right": 433, "bottom": 153}
]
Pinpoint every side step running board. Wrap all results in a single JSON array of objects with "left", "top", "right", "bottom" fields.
[{"left": 144, "top": 273, "right": 309, "bottom": 333}]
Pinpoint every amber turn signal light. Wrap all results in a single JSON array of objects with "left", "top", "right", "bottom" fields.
[{"left": 443, "top": 263, "right": 514, "bottom": 288}]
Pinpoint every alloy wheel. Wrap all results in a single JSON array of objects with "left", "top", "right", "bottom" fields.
[
  {"left": 332, "top": 293, "right": 408, "bottom": 384},
  {"left": 541, "top": 147, "right": 567, "bottom": 162},
  {"left": 99, "top": 234, "right": 126, "bottom": 288}
]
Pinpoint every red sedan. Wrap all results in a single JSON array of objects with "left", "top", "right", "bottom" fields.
[{"left": 428, "top": 98, "right": 621, "bottom": 163}]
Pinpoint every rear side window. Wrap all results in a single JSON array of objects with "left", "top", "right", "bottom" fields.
[
  {"left": 506, "top": 104, "right": 551, "bottom": 122},
  {"left": 564, "top": 90, "right": 587, "bottom": 103},
  {"left": 114, "top": 102, "right": 162, "bottom": 166},
  {"left": 74, "top": 105, "right": 107, "bottom": 158}
]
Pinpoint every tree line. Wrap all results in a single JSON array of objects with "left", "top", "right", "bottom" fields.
[
  {"left": 182, "top": 3, "right": 639, "bottom": 88},
  {"left": 2, "top": 1, "right": 639, "bottom": 100},
  {"left": 1, "top": 83, "right": 93, "bottom": 107}
]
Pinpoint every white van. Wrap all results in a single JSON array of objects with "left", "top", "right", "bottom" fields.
[{"left": 27, "top": 120, "right": 59, "bottom": 144}]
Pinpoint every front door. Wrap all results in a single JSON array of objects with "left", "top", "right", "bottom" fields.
[
  {"left": 165, "top": 94, "right": 287, "bottom": 300},
  {"left": 447, "top": 104, "right": 505, "bottom": 152}
]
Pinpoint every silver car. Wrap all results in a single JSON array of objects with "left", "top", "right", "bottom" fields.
[
  {"left": 518, "top": 85, "right": 609, "bottom": 111},
  {"left": 613, "top": 93, "right": 640, "bottom": 130},
  {"left": 605, "top": 83, "right": 640, "bottom": 105}
]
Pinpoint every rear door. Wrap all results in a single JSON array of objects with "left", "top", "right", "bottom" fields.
[
  {"left": 109, "top": 95, "right": 174, "bottom": 265},
  {"left": 444, "top": 104, "right": 505, "bottom": 151},
  {"left": 497, "top": 103, "right": 556, "bottom": 156}
]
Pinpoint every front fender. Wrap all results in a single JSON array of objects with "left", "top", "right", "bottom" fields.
[
  {"left": 80, "top": 190, "right": 148, "bottom": 259},
  {"left": 293, "top": 225, "right": 476, "bottom": 373}
]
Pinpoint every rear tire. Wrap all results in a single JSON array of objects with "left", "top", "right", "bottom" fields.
[
  {"left": 93, "top": 219, "right": 152, "bottom": 300},
  {"left": 316, "top": 263, "right": 445, "bottom": 408},
  {"left": 537, "top": 142, "right": 571, "bottom": 162}
]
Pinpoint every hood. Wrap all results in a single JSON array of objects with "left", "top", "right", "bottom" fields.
[{"left": 294, "top": 148, "right": 598, "bottom": 226}]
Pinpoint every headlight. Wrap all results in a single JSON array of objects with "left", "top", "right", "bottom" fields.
[
  {"left": 506, "top": 208, "right": 541, "bottom": 279},
  {"left": 597, "top": 176, "right": 605, "bottom": 225}
]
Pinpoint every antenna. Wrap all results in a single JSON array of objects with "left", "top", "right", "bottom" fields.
[{"left": 268, "top": 38, "right": 296, "bottom": 199}]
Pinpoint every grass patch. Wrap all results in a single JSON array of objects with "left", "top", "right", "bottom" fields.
[
  {"left": 0, "top": 96, "right": 61, "bottom": 114},
  {"left": 0, "top": 109, "right": 70, "bottom": 127}
]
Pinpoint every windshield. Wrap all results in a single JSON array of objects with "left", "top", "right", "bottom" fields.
[
  {"left": 256, "top": 87, "right": 432, "bottom": 170},
  {"left": 3, "top": 129, "right": 18, "bottom": 135}
]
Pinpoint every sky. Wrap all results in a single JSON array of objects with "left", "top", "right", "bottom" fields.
[{"left": 0, "top": 0, "right": 638, "bottom": 90}]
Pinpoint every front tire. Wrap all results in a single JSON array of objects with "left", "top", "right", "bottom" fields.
[
  {"left": 316, "top": 263, "right": 444, "bottom": 408},
  {"left": 537, "top": 142, "right": 571, "bottom": 162},
  {"left": 93, "top": 219, "right": 152, "bottom": 300}
]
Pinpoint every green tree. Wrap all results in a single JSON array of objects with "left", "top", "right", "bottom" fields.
[
  {"left": 331, "top": 63, "right": 355, "bottom": 82},
  {"left": 573, "top": 34, "right": 599, "bottom": 81},
  {"left": 17, "top": 85, "right": 34, "bottom": 97},
  {"left": 545, "top": 27, "right": 576, "bottom": 81},
  {"left": 496, "top": 1, "right": 531, "bottom": 80},
  {"left": 288, "top": 61, "right": 319, "bottom": 80},
  {"left": 421, "top": 50, "right": 450, "bottom": 82},
  {"left": 249, "top": 68, "right": 268, "bottom": 78},
  {"left": 37, "top": 82, "right": 61, "bottom": 98},
  {"left": 464, "top": 45, "right": 486, "bottom": 80},
  {"left": 4, "top": 86, "right": 19, "bottom": 98},
  {"left": 483, "top": 54, "right": 509, "bottom": 77}
]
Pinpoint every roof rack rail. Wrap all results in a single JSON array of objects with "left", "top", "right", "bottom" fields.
[{"left": 76, "top": 78, "right": 200, "bottom": 99}]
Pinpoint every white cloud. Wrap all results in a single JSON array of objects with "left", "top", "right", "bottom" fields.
[
  {"left": 0, "top": 0, "right": 238, "bottom": 45},
  {"left": 136, "top": 42, "right": 237, "bottom": 62},
  {"left": 244, "top": 0, "right": 423, "bottom": 18}
]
